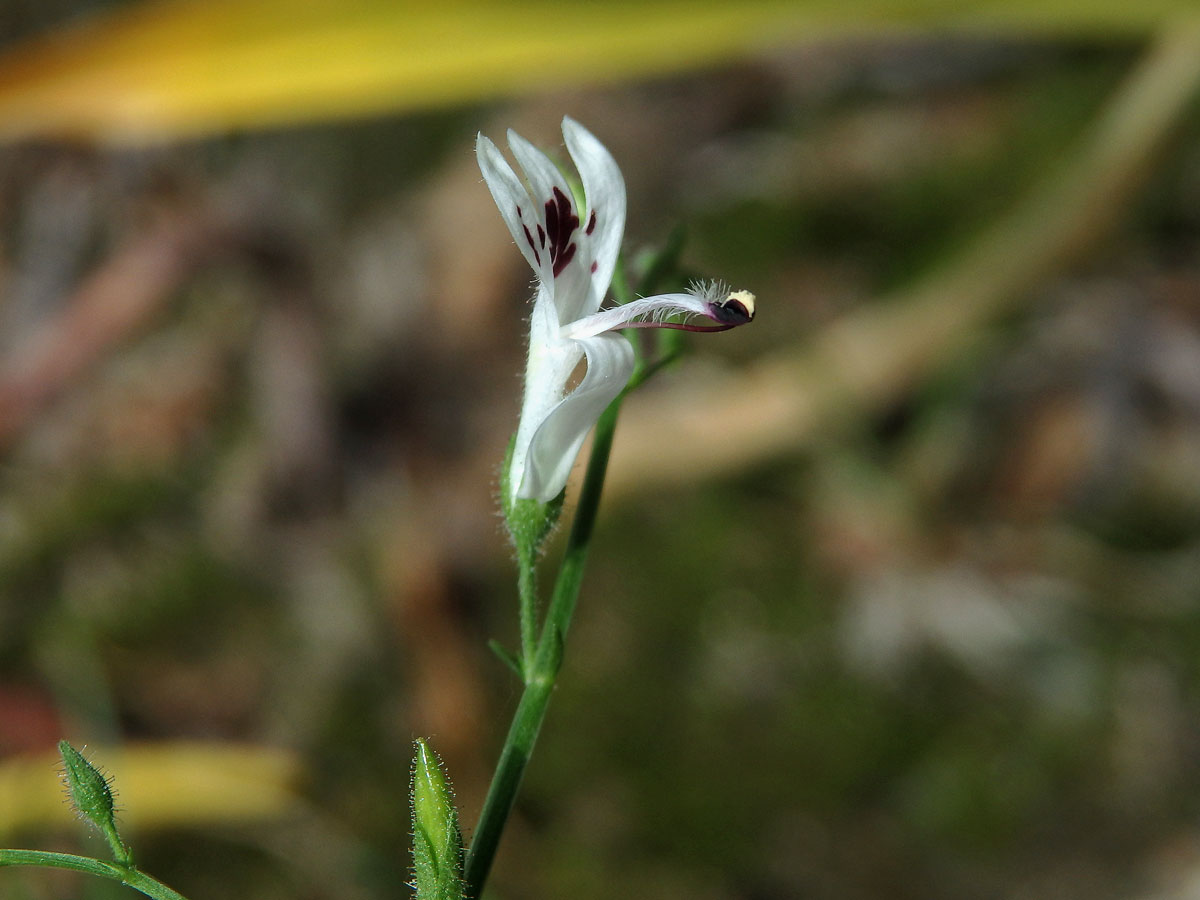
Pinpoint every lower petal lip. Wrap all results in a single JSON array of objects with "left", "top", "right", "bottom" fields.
[{"left": 516, "top": 332, "right": 635, "bottom": 502}]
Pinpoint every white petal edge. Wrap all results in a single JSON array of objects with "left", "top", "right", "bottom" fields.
[
  {"left": 562, "top": 117, "right": 626, "bottom": 319},
  {"left": 476, "top": 133, "right": 544, "bottom": 278},
  {"left": 510, "top": 287, "right": 581, "bottom": 502},
  {"left": 507, "top": 127, "right": 594, "bottom": 323},
  {"left": 507, "top": 127, "right": 573, "bottom": 220},
  {"left": 517, "top": 333, "right": 635, "bottom": 502}
]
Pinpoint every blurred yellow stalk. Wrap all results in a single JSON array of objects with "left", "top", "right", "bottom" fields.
[
  {"left": 0, "top": 0, "right": 1190, "bottom": 144},
  {"left": 0, "top": 743, "right": 300, "bottom": 838},
  {"left": 0, "top": 0, "right": 803, "bottom": 142}
]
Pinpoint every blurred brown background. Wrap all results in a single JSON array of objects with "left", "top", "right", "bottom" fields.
[{"left": 1, "top": 3, "right": 1200, "bottom": 899}]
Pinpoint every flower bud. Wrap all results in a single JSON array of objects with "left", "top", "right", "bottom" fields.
[
  {"left": 410, "top": 739, "right": 462, "bottom": 900},
  {"left": 59, "top": 740, "right": 131, "bottom": 865}
]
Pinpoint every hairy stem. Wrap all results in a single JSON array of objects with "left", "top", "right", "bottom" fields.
[
  {"left": 463, "top": 395, "right": 620, "bottom": 899},
  {"left": 516, "top": 546, "right": 539, "bottom": 679},
  {"left": 0, "top": 849, "right": 189, "bottom": 900}
]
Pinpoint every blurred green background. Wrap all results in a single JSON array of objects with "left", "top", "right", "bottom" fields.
[{"left": 1, "top": 2, "right": 1200, "bottom": 899}]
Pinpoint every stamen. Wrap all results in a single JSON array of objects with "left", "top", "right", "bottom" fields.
[
  {"left": 691, "top": 280, "right": 755, "bottom": 326},
  {"left": 709, "top": 289, "right": 755, "bottom": 326},
  {"left": 561, "top": 285, "right": 756, "bottom": 339}
]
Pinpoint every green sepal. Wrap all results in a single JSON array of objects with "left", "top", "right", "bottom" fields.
[
  {"left": 499, "top": 434, "right": 564, "bottom": 561},
  {"left": 58, "top": 741, "right": 132, "bottom": 866},
  {"left": 411, "top": 739, "right": 463, "bottom": 900}
]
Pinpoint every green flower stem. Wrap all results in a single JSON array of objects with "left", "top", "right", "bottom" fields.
[
  {"left": 632, "top": 349, "right": 682, "bottom": 386},
  {"left": 516, "top": 545, "right": 539, "bottom": 678},
  {"left": 0, "top": 849, "right": 189, "bottom": 900},
  {"left": 463, "top": 395, "right": 622, "bottom": 899},
  {"left": 464, "top": 252, "right": 682, "bottom": 898},
  {"left": 459, "top": 662, "right": 551, "bottom": 900}
]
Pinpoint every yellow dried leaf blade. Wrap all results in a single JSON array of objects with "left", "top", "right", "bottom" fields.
[
  {"left": 0, "top": 742, "right": 301, "bottom": 838},
  {"left": 0, "top": 0, "right": 817, "bottom": 143}
]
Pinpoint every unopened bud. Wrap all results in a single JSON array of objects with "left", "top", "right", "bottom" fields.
[
  {"left": 410, "top": 739, "right": 462, "bottom": 900},
  {"left": 59, "top": 741, "right": 131, "bottom": 865}
]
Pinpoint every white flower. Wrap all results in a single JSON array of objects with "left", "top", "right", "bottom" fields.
[{"left": 477, "top": 117, "right": 755, "bottom": 504}]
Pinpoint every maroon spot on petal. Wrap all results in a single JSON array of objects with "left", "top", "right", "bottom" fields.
[
  {"left": 544, "top": 194, "right": 559, "bottom": 240},
  {"left": 543, "top": 186, "right": 581, "bottom": 278},
  {"left": 537, "top": 224, "right": 546, "bottom": 248},
  {"left": 553, "top": 242, "right": 577, "bottom": 277},
  {"left": 522, "top": 223, "right": 542, "bottom": 266},
  {"left": 586, "top": 210, "right": 597, "bottom": 235},
  {"left": 591, "top": 261, "right": 598, "bottom": 274},
  {"left": 516, "top": 205, "right": 522, "bottom": 217}
]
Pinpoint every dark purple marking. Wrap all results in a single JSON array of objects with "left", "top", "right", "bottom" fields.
[
  {"left": 586, "top": 210, "right": 597, "bottom": 235},
  {"left": 522, "top": 224, "right": 541, "bottom": 266},
  {"left": 590, "top": 261, "right": 598, "bottom": 274},
  {"left": 543, "top": 186, "right": 580, "bottom": 278},
  {"left": 516, "top": 205, "right": 522, "bottom": 217},
  {"left": 537, "top": 224, "right": 546, "bottom": 248},
  {"left": 545, "top": 194, "right": 558, "bottom": 238},
  {"left": 556, "top": 243, "right": 576, "bottom": 274}
]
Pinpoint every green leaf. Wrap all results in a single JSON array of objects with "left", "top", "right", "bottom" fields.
[{"left": 487, "top": 639, "right": 523, "bottom": 678}]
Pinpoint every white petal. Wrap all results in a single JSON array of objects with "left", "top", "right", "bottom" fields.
[
  {"left": 517, "top": 333, "right": 635, "bottom": 502},
  {"left": 507, "top": 128, "right": 595, "bottom": 324},
  {"left": 510, "top": 286, "right": 581, "bottom": 501},
  {"left": 507, "top": 129, "right": 573, "bottom": 224},
  {"left": 563, "top": 117, "right": 626, "bottom": 318},
  {"left": 562, "top": 292, "right": 714, "bottom": 338},
  {"left": 476, "top": 132, "right": 550, "bottom": 280}
]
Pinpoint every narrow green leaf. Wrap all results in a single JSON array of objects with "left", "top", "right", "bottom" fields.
[{"left": 487, "top": 639, "right": 523, "bottom": 679}]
